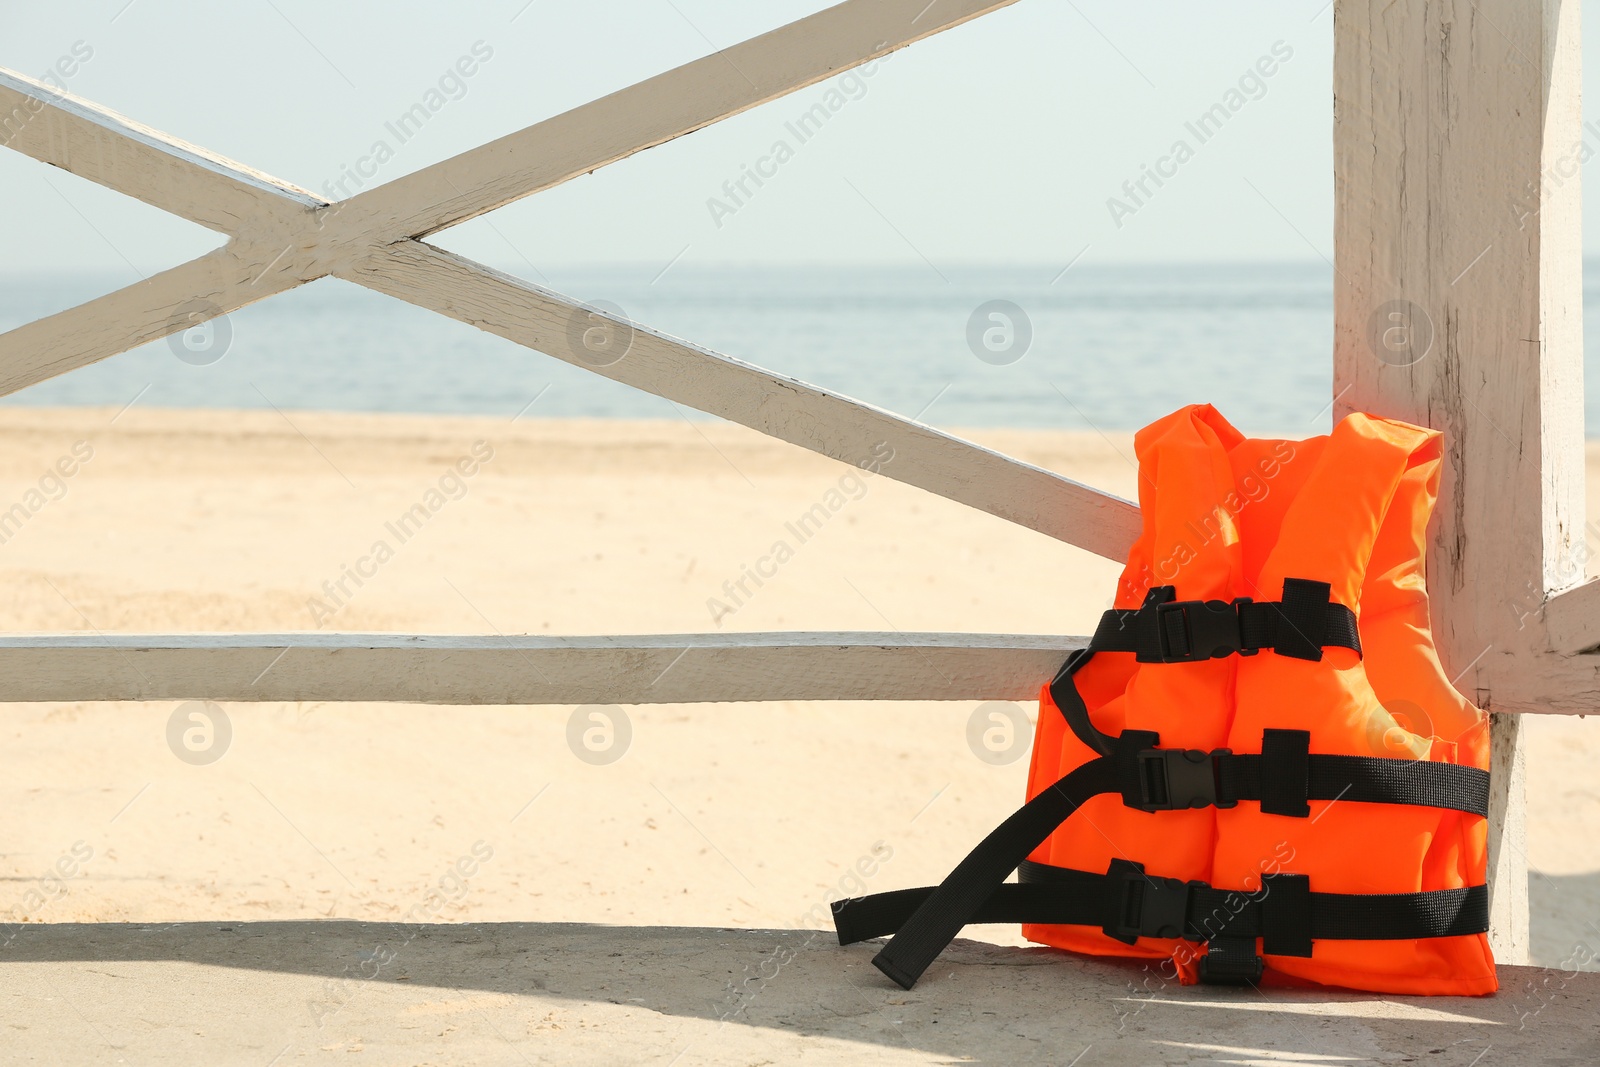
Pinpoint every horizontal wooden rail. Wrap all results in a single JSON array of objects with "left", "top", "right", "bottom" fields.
[
  {"left": 0, "top": 632, "right": 1082, "bottom": 704},
  {"left": 1540, "top": 579, "right": 1600, "bottom": 655}
]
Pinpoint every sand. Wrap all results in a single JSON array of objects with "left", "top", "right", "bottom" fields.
[{"left": 0, "top": 406, "right": 1595, "bottom": 1063}]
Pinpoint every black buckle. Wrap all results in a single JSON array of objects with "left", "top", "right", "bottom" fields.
[
  {"left": 1133, "top": 748, "right": 1233, "bottom": 811},
  {"left": 1146, "top": 598, "right": 1251, "bottom": 662},
  {"left": 1197, "top": 935, "right": 1265, "bottom": 985},
  {"left": 1103, "top": 859, "right": 1201, "bottom": 944}
]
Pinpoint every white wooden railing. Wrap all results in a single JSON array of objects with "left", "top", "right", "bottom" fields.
[
  {"left": 1, "top": 0, "right": 1595, "bottom": 965},
  {"left": 0, "top": 0, "right": 1136, "bottom": 707}
]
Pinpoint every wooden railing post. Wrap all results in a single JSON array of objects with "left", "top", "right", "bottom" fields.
[
  {"left": 1487, "top": 713, "right": 1530, "bottom": 963},
  {"left": 1333, "top": 0, "right": 1584, "bottom": 963}
]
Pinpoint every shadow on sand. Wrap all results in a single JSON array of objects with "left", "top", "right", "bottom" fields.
[
  {"left": 1531, "top": 868, "right": 1600, "bottom": 972},
  {"left": 3, "top": 920, "right": 1597, "bottom": 1063}
]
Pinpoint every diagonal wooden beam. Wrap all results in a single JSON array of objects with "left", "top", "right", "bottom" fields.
[
  {"left": 337, "top": 0, "right": 1022, "bottom": 242},
  {"left": 342, "top": 240, "right": 1141, "bottom": 561},
  {"left": 0, "top": 221, "right": 1139, "bottom": 560},
  {"left": 3, "top": 0, "right": 1018, "bottom": 248},
  {"left": 0, "top": 0, "right": 1027, "bottom": 398},
  {"left": 0, "top": 1, "right": 1140, "bottom": 561},
  {"left": 0, "top": 68, "right": 318, "bottom": 236},
  {"left": 0, "top": 246, "right": 304, "bottom": 395},
  {"left": 0, "top": 631, "right": 1081, "bottom": 704}
]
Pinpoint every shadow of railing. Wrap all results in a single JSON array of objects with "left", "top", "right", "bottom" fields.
[
  {"left": 4, "top": 921, "right": 1594, "bottom": 1063},
  {"left": 1531, "top": 868, "right": 1600, "bottom": 971}
]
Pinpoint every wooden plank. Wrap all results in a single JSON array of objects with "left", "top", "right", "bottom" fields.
[
  {"left": 0, "top": 67, "right": 317, "bottom": 234},
  {"left": 342, "top": 241, "right": 1141, "bottom": 561},
  {"left": 0, "top": 163, "right": 1140, "bottom": 564},
  {"left": 0, "top": 1, "right": 1131, "bottom": 564},
  {"left": 0, "top": 632, "right": 1082, "bottom": 705},
  {"left": 0, "top": 5, "right": 1142, "bottom": 566},
  {"left": 0, "top": 0, "right": 1025, "bottom": 345},
  {"left": 1464, "top": 649, "right": 1600, "bottom": 716},
  {"left": 338, "top": 0, "right": 1021, "bottom": 241},
  {"left": 0, "top": 246, "right": 311, "bottom": 396},
  {"left": 1334, "top": 0, "right": 1584, "bottom": 702},
  {"left": 1332, "top": 0, "right": 1583, "bottom": 961},
  {"left": 3, "top": 0, "right": 1018, "bottom": 246},
  {"left": 0, "top": 229, "right": 1140, "bottom": 562},
  {"left": 1486, "top": 712, "right": 1530, "bottom": 965},
  {"left": 0, "top": 72, "right": 340, "bottom": 395},
  {"left": 1540, "top": 579, "right": 1600, "bottom": 655}
]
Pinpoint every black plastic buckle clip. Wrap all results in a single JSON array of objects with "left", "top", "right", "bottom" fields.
[
  {"left": 1103, "top": 859, "right": 1201, "bottom": 945},
  {"left": 1148, "top": 598, "right": 1251, "bottom": 662},
  {"left": 1133, "top": 747, "right": 1233, "bottom": 811}
]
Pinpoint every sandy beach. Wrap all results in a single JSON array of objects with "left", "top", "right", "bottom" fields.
[{"left": 0, "top": 406, "right": 1595, "bottom": 1061}]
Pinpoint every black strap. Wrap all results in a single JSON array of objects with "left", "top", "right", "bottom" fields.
[
  {"left": 856, "top": 729, "right": 1489, "bottom": 989},
  {"left": 1259, "top": 873, "right": 1313, "bottom": 956},
  {"left": 1051, "top": 662, "right": 1489, "bottom": 819},
  {"left": 1049, "top": 645, "right": 1116, "bottom": 757},
  {"left": 1123, "top": 739, "right": 1488, "bottom": 818},
  {"left": 1258, "top": 729, "right": 1311, "bottom": 817},
  {"left": 835, "top": 859, "right": 1489, "bottom": 954},
  {"left": 1213, "top": 751, "right": 1489, "bottom": 818},
  {"left": 872, "top": 579, "right": 1475, "bottom": 990},
  {"left": 1089, "top": 580, "right": 1358, "bottom": 663},
  {"left": 831, "top": 878, "right": 1106, "bottom": 946},
  {"left": 1198, "top": 936, "right": 1265, "bottom": 983},
  {"left": 865, "top": 757, "right": 1118, "bottom": 990}
]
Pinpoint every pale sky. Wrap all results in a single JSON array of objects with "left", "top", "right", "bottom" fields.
[{"left": 1, "top": 1, "right": 1596, "bottom": 277}]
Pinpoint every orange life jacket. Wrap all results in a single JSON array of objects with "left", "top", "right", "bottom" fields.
[{"left": 834, "top": 405, "right": 1495, "bottom": 996}]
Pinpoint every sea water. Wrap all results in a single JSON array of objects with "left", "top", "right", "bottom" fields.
[{"left": 3, "top": 262, "right": 1599, "bottom": 437}]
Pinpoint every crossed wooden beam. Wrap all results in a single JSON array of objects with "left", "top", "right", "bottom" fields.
[
  {"left": 0, "top": 0, "right": 1137, "bottom": 704},
  {"left": 0, "top": 0, "right": 1137, "bottom": 563}
]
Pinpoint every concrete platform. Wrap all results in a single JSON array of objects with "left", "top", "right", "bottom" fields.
[{"left": 1, "top": 922, "right": 1594, "bottom": 1065}]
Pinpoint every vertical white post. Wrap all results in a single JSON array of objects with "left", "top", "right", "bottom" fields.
[
  {"left": 1332, "top": 0, "right": 1584, "bottom": 964},
  {"left": 1486, "top": 713, "right": 1530, "bottom": 963}
]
